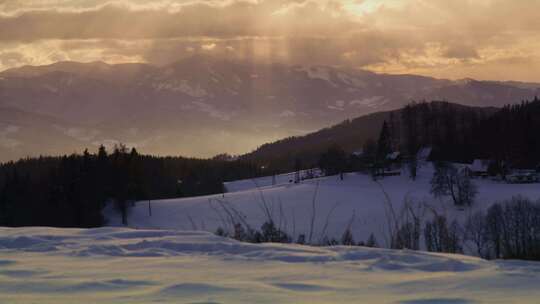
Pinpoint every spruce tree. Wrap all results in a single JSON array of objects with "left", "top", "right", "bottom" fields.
[{"left": 377, "top": 121, "right": 392, "bottom": 161}]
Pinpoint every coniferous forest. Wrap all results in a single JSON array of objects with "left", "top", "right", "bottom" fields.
[
  {"left": 399, "top": 98, "right": 540, "bottom": 167},
  {"left": 248, "top": 98, "right": 540, "bottom": 173},
  {"left": 0, "top": 145, "right": 261, "bottom": 227}
]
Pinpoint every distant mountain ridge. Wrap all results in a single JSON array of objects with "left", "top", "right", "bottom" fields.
[{"left": 0, "top": 56, "right": 538, "bottom": 162}]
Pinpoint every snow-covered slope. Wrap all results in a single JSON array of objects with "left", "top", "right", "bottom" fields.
[
  {"left": 223, "top": 169, "right": 323, "bottom": 192},
  {"left": 106, "top": 164, "right": 540, "bottom": 249},
  {"left": 1, "top": 226, "right": 540, "bottom": 303}
]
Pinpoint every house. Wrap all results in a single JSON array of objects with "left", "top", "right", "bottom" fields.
[
  {"left": 470, "top": 159, "right": 489, "bottom": 177},
  {"left": 381, "top": 170, "right": 401, "bottom": 177},
  {"left": 417, "top": 147, "right": 433, "bottom": 162},
  {"left": 507, "top": 170, "right": 539, "bottom": 183},
  {"left": 352, "top": 149, "right": 364, "bottom": 157},
  {"left": 385, "top": 151, "right": 402, "bottom": 172},
  {"left": 386, "top": 151, "right": 401, "bottom": 162}
]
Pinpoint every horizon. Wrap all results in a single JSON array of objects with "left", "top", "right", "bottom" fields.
[
  {"left": 4, "top": 56, "right": 540, "bottom": 85},
  {"left": 1, "top": 98, "right": 533, "bottom": 164}
]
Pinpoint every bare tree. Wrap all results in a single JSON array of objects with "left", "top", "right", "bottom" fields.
[
  {"left": 431, "top": 162, "right": 477, "bottom": 206},
  {"left": 391, "top": 197, "right": 423, "bottom": 250},
  {"left": 464, "top": 211, "right": 491, "bottom": 258},
  {"left": 424, "top": 215, "right": 463, "bottom": 253},
  {"left": 486, "top": 203, "right": 503, "bottom": 259}
]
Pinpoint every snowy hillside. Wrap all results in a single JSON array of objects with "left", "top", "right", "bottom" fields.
[
  {"left": 106, "top": 163, "right": 540, "bottom": 250},
  {"left": 223, "top": 169, "right": 323, "bottom": 192},
  {"left": 1, "top": 226, "right": 540, "bottom": 303}
]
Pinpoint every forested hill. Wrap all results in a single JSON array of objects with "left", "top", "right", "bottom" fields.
[
  {"left": 242, "top": 101, "right": 498, "bottom": 171},
  {"left": 242, "top": 110, "right": 391, "bottom": 168}
]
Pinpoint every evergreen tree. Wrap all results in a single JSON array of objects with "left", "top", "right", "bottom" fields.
[
  {"left": 319, "top": 145, "right": 348, "bottom": 180},
  {"left": 376, "top": 121, "right": 392, "bottom": 162},
  {"left": 431, "top": 162, "right": 477, "bottom": 206},
  {"left": 401, "top": 103, "right": 419, "bottom": 180},
  {"left": 366, "top": 233, "right": 378, "bottom": 248},
  {"left": 341, "top": 228, "right": 355, "bottom": 246},
  {"left": 0, "top": 144, "right": 261, "bottom": 228}
]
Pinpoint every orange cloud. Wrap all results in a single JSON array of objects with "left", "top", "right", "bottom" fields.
[{"left": 0, "top": 0, "right": 539, "bottom": 82}]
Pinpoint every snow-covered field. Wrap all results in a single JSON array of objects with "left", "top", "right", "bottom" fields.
[
  {"left": 222, "top": 168, "right": 323, "bottom": 193},
  {"left": 4, "top": 164, "right": 540, "bottom": 302},
  {"left": 107, "top": 163, "right": 540, "bottom": 248},
  {"left": 2, "top": 226, "right": 540, "bottom": 303}
]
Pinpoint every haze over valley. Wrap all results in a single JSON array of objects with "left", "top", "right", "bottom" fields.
[{"left": 1, "top": 57, "right": 539, "bottom": 161}]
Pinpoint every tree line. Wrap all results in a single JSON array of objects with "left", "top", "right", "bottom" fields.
[
  {"left": 395, "top": 98, "right": 540, "bottom": 168},
  {"left": 391, "top": 196, "right": 540, "bottom": 261},
  {"left": 316, "top": 98, "right": 540, "bottom": 178},
  {"left": 212, "top": 192, "right": 540, "bottom": 261},
  {"left": 0, "top": 145, "right": 262, "bottom": 227}
]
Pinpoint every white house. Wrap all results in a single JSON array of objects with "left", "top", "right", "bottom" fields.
[
  {"left": 386, "top": 151, "right": 401, "bottom": 161},
  {"left": 470, "top": 159, "right": 489, "bottom": 177},
  {"left": 352, "top": 149, "right": 364, "bottom": 157}
]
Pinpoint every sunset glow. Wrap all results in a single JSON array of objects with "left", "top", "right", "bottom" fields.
[{"left": 0, "top": 0, "right": 539, "bottom": 81}]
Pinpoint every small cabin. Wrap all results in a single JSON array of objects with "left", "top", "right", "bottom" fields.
[
  {"left": 386, "top": 151, "right": 401, "bottom": 162},
  {"left": 417, "top": 147, "right": 433, "bottom": 162},
  {"left": 385, "top": 151, "right": 402, "bottom": 171},
  {"left": 470, "top": 159, "right": 489, "bottom": 178},
  {"left": 507, "top": 170, "right": 539, "bottom": 184},
  {"left": 351, "top": 149, "right": 364, "bottom": 158}
]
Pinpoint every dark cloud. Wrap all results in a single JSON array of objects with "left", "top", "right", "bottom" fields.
[
  {"left": 0, "top": 0, "right": 539, "bottom": 81},
  {"left": 443, "top": 45, "right": 479, "bottom": 60},
  {"left": 0, "top": 1, "right": 355, "bottom": 41}
]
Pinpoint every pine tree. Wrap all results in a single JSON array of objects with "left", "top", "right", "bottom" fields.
[
  {"left": 377, "top": 121, "right": 392, "bottom": 161},
  {"left": 401, "top": 103, "right": 419, "bottom": 180},
  {"left": 341, "top": 228, "right": 355, "bottom": 246},
  {"left": 318, "top": 145, "right": 347, "bottom": 180},
  {"left": 366, "top": 233, "right": 378, "bottom": 247}
]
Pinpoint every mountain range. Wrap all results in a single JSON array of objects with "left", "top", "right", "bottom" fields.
[{"left": 1, "top": 55, "right": 539, "bottom": 162}]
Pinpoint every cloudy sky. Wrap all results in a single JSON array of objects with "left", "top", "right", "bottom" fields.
[{"left": 1, "top": 0, "right": 539, "bottom": 82}]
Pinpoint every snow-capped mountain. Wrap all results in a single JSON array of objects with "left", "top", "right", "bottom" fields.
[{"left": 0, "top": 55, "right": 538, "bottom": 161}]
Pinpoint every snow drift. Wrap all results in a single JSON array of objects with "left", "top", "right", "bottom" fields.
[{"left": 1, "top": 226, "right": 540, "bottom": 303}]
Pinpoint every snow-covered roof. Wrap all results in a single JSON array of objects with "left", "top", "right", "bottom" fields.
[
  {"left": 386, "top": 151, "right": 400, "bottom": 160},
  {"left": 471, "top": 159, "right": 489, "bottom": 172},
  {"left": 417, "top": 147, "right": 432, "bottom": 160},
  {"left": 352, "top": 149, "right": 364, "bottom": 156}
]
